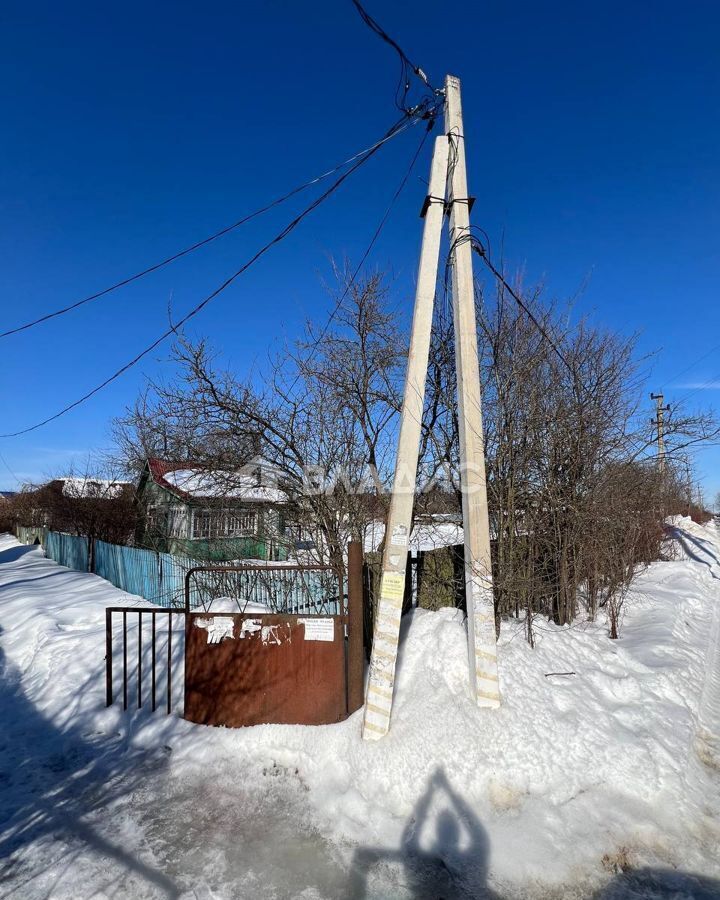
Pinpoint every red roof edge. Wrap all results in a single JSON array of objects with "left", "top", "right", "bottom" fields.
[{"left": 146, "top": 457, "right": 195, "bottom": 500}]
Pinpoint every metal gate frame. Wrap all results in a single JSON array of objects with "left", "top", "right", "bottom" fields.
[
  {"left": 182, "top": 558, "right": 363, "bottom": 727},
  {"left": 105, "top": 606, "right": 186, "bottom": 713},
  {"left": 183, "top": 562, "right": 344, "bottom": 615},
  {"left": 104, "top": 543, "right": 365, "bottom": 727}
]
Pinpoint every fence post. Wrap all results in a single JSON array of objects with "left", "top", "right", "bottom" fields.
[
  {"left": 402, "top": 551, "right": 414, "bottom": 615},
  {"left": 416, "top": 550, "right": 426, "bottom": 606},
  {"left": 105, "top": 608, "right": 113, "bottom": 707},
  {"left": 452, "top": 543, "right": 466, "bottom": 611},
  {"left": 347, "top": 541, "right": 365, "bottom": 715},
  {"left": 362, "top": 561, "right": 374, "bottom": 661}
]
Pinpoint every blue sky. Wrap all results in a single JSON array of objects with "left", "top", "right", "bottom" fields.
[{"left": 1, "top": 0, "right": 719, "bottom": 498}]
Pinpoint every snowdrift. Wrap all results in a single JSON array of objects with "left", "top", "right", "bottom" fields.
[{"left": 0, "top": 518, "right": 718, "bottom": 898}]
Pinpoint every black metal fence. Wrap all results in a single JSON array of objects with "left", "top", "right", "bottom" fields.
[
  {"left": 184, "top": 564, "right": 346, "bottom": 615},
  {"left": 105, "top": 607, "right": 186, "bottom": 713}
]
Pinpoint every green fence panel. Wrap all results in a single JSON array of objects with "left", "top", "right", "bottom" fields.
[
  {"left": 17, "top": 526, "right": 331, "bottom": 612},
  {"left": 94, "top": 541, "right": 167, "bottom": 605},
  {"left": 16, "top": 525, "right": 48, "bottom": 546},
  {"left": 45, "top": 531, "right": 89, "bottom": 572}
]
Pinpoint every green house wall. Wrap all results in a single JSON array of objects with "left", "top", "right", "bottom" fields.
[{"left": 136, "top": 475, "right": 287, "bottom": 562}]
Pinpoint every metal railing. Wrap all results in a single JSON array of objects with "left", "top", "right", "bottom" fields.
[
  {"left": 184, "top": 564, "right": 345, "bottom": 615},
  {"left": 105, "top": 607, "right": 186, "bottom": 714}
]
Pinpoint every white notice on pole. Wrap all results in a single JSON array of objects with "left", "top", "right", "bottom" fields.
[{"left": 300, "top": 618, "right": 335, "bottom": 641}]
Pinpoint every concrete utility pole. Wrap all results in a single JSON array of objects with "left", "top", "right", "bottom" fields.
[
  {"left": 362, "top": 136, "right": 449, "bottom": 741},
  {"left": 444, "top": 74, "right": 500, "bottom": 708},
  {"left": 650, "top": 392, "right": 670, "bottom": 474},
  {"left": 362, "top": 77, "right": 501, "bottom": 741}
]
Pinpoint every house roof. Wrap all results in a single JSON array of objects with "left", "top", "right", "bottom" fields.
[
  {"left": 146, "top": 457, "right": 287, "bottom": 504},
  {"left": 59, "top": 478, "right": 130, "bottom": 499}
]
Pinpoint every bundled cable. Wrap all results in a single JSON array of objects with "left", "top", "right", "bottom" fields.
[
  {"left": 1, "top": 104, "right": 441, "bottom": 438},
  {"left": 350, "top": 0, "right": 440, "bottom": 113},
  {"left": 1, "top": 111, "right": 431, "bottom": 341}
]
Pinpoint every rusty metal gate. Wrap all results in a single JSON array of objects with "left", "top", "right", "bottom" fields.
[
  {"left": 184, "top": 563, "right": 352, "bottom": 727},
  {"left": 105, "top": 547, "right": 365, "bottom": 728},
  {"left": 184, "top": 612, "right": 348, "bottom": 726}
]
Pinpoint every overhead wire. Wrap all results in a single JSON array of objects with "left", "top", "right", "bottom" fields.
[
  {"left": 669, "top": 370, "right": 720, "bottom": 410},
  {"left": 0, "top": 103, "right": 439, "bottom": 438},
  {"left": 477, "top": 247, "right": 575, "bottom": 379},
  {"left": 0, "top": 450, "right": 21, "bottom": 487},
  {"left": 288, "top": 107, "right": 438, "bottom": 393},
  {"left": 661, "top": 340, "right": 720, "bottom": 392},
  {"left": 443, "top": 229, "right": 577, "bottom": 381},
  {"left": 1, "top": 116, "right": 427, "bottom": 340},
  {"left": 350, "top": 0, "right": 440, "bottom": 114}
]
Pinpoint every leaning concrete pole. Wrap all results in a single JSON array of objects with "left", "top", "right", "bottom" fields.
[
  {"left": 445, "top": 74, "right": 501, "bottom": 707},
  {"left": 362, "top": 136, "right": 449, "bottom": 741}
]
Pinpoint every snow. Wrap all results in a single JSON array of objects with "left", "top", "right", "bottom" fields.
[
  {"left": 1, "top": 518, "right": 719, "bottom": 897},
  {"left": 61, "top": 477, "right": 129, "bottom": 498},
  {"left": 163, "top": 469, "right": 287, "bottom": 503},
  {"left": 206, "top": 597, "right": 273, "bottom": 614},
  {"left": 364, "top": 514, "right": 465, "bottom": 552}
]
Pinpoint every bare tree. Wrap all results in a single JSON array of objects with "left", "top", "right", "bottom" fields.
[
  {"left": 420, "top": 274, "right": 718, "bottom": 640},
  {"left": 114, "top": 270, "right": 405, "bottom": 571},
  {"left": 114, "top": 264, "right": 718, "bottom": 641},
  {"left": 10, "top": 461, "right": 136, "bottom": 546}
]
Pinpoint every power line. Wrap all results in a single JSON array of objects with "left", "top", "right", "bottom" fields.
[
  {"left": 670, "top": 370, "right": 720, "bottom": 410},
  {"left": 478, "top": 247, "right": 573, "bottom": 377},
  {"left": 0, "top": 105, "right": 439, "bottom": 439},
  {"left": 444, "top": 230, "right": 577, "bottom": 380},
  {"left": 0, "top": 450, "right": 21, "bottom": 487},
  {"left": 350, "top": 0, "right": 440, "bottom": 113},
  {"left": 291, "top": 112, "right": 437, "bottom": 392},
  {"left": 1, "top": 116, "right": 426, "bottom": 341},
  {"left": 662, "top": 341, "right": 720, "bottom": 391}
]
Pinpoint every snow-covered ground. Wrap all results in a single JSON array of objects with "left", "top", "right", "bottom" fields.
[{"left": 1, "top": 519, "right": 719, "bottom": 899}]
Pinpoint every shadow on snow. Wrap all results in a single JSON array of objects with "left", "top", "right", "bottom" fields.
[
  {"left": 1, "top": 540, "right": 719, "bottom": 898},
  {"left": 0, "top": 627, "right": 180, "bottom": 898}
]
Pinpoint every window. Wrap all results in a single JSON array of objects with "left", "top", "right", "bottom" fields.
[
  {"left": 192, "top": 508, "right": 257, "bottom": 539},
  {"left": 222, "top": 509, "right": 257, "bottom": 536},
  {"left": 145, "top": 505, "right": 168, "bottom": 534},
  {"left": 283, "top": 522, "right": 317, "bottom": 550},
  {"left": 167, "top": 506, "right": 187, "bottom": 537},
  {"left": 146, "top": 505, "right": 186, "bottom": 537},
  {"left": 192, "top": 510, "right": 212, "bottom": 539}
]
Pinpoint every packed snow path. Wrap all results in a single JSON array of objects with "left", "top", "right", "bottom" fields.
[{"left": 0, "top": 523, "right": 719, "bottom": 899}]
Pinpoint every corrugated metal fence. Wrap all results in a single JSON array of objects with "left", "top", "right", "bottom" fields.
[
  {"left": 46, "top": 531, "right": 90, "bottom": 573},
  {"left": 14, "top": 527, "right": 338, "bottom": 611},
  {"left": 14, "top": 527, "right": 204, "bottom": 607}
]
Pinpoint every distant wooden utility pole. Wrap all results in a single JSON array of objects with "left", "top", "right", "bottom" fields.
[
  {"left": 650, "top": 392, "right": 670, "bottom": 474},
  {"left": 362, "top": 75, "right": 500, "bottom": 742}
]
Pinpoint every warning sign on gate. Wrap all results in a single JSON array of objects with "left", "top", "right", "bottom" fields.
[{"left": 299, "top": 618, "right": 335, "bottom": 641}]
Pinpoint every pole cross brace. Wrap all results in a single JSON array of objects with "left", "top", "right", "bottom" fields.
[{"left": 420, "top": 195, "right": 476, "bottom": 219}]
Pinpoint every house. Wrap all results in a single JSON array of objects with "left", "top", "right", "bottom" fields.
[
  {"left": 9, "top": 477, "right": 136, "bottom": 546},
  {"left": 135, "top": 457, "right": 291, "bottom": 561},
  {"left": 59, "top": 478, "right": 132, "bottom": 502}
]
